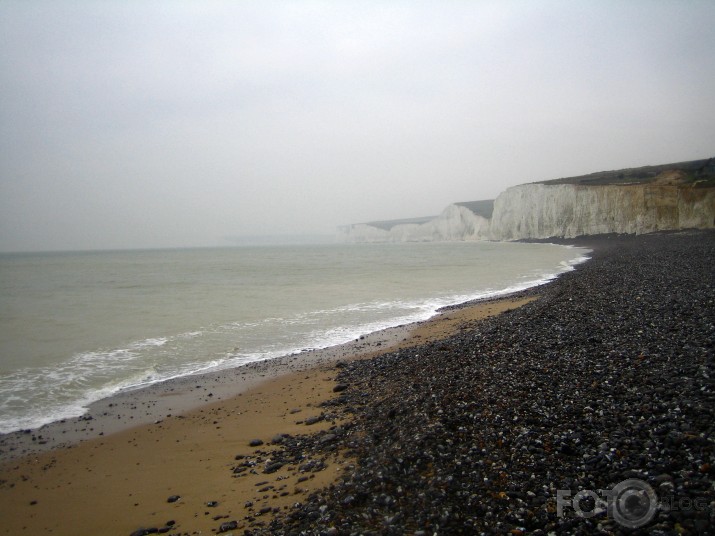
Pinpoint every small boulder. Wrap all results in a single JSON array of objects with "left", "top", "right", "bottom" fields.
[
  {"left": 264, "top": 461, "right": 284, "bottom": 474},
  {"left": 320, "top": 433, "right": 337, "bottom": 444},
  {"left": 304, "top": 415, "right": 324, "bottom": 425},
  {"left": 218, "top": 520, "right": 238, "bottom": 533}
]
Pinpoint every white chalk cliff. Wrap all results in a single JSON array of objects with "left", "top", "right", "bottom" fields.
[
  {"left": 339, "top": 159, "right": 715, "bottom": 242},
  {"left": 490, "top": 182, "right": 715, "bottom": 240}
]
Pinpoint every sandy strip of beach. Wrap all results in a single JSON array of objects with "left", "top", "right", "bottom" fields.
[{"left": 0, "top": 294, "right": 534, "bottom": 535}]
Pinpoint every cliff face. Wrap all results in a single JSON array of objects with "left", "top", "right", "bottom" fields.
[
  {"left": 490, "top": 183, "right": 715, "bottom": 240},
  {"left": 340, "top": 184, "right": 715, "bottom": 242},
  {"left": 341, "top": 204, "right": 490, "bottom": 243},
  {"left": 339, "top": 158, "right": 715, "bottom": 242}
]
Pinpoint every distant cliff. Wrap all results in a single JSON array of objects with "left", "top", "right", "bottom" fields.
[
  {"left": 338, "top": 157, "right": 715, "bottom": 242},
  {"left": 340, "top": 203, "right": 491, "bottom": 243}
]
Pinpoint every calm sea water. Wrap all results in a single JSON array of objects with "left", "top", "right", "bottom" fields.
[{"left": 0, "top": 241, "right": 588, "bottom": 433}]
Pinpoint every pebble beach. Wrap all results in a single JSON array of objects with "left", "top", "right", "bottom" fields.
[
  {"left": 1, "top": 230, "right": 713, "bottom": 535},
  {"left": 258, "top": 231, "right": 715, "bottom": 535}
]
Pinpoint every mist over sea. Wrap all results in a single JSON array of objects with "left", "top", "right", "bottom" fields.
[{"left": 0, "top": 242, "right": 588, "bottom": 434}]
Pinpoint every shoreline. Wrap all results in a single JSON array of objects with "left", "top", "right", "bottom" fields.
[
  {"left": 0, "top": 318, "right": 408, "bottom": 460},
  {"left": 0, "top": 259, "right": 573, "bottom": 462},
  {"left": 0, "top": 290, "right": 539, "bottom": 535}
]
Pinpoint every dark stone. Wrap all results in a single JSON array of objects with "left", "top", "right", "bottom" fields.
[
  {"left": 319, "top": 433, "right": 337, "bottom": 444},
  {"left": 264, "top": 461, "right": 284, "bottom": 474},
  {"left": 218, "top": 520, "right": 238, "bottom": 533},
  {"left": 304, "top": 415, "right": 324, "bottom": 425}
]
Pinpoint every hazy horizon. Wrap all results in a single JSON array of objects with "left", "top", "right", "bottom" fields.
[{"left": 2, "top": 1, "right": 714, "bottom": 252}]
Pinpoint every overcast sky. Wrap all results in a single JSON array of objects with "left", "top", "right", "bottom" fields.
[{"left": 1, "top": 1, "right": 714, "bottom": 251}]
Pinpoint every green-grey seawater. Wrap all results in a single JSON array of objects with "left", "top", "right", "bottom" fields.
[{"left": 0, "top": 241, "right": 588, "bottom": 433}]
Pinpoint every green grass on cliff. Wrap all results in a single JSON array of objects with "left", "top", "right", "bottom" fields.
[{"left": 539, "top": 157, "right": 715, "bottom": 187}]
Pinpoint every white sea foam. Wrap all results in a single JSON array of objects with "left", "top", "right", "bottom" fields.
[{"left": 130, "top": 337, "right": 168, "bottom": 349}]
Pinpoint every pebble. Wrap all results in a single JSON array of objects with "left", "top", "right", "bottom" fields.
[{"left": 218, "top": 520, "right": 238, "bottom": 533}]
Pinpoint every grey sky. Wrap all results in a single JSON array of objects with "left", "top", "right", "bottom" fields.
[{"left": 1, "top": 1, "right": 714, "bottom": 251}]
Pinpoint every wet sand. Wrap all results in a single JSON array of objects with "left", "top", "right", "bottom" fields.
[{"left": 0, "top": 294, "right": 534, "bottom": 535}]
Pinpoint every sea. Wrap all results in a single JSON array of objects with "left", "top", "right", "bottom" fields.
[{"left": 0, "top": 241, "right": 589, "bottom": 434}]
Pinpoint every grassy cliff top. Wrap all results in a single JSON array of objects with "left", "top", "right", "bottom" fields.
[{"left": 538, "top": 157, "right": 715, "bottom": 187}]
